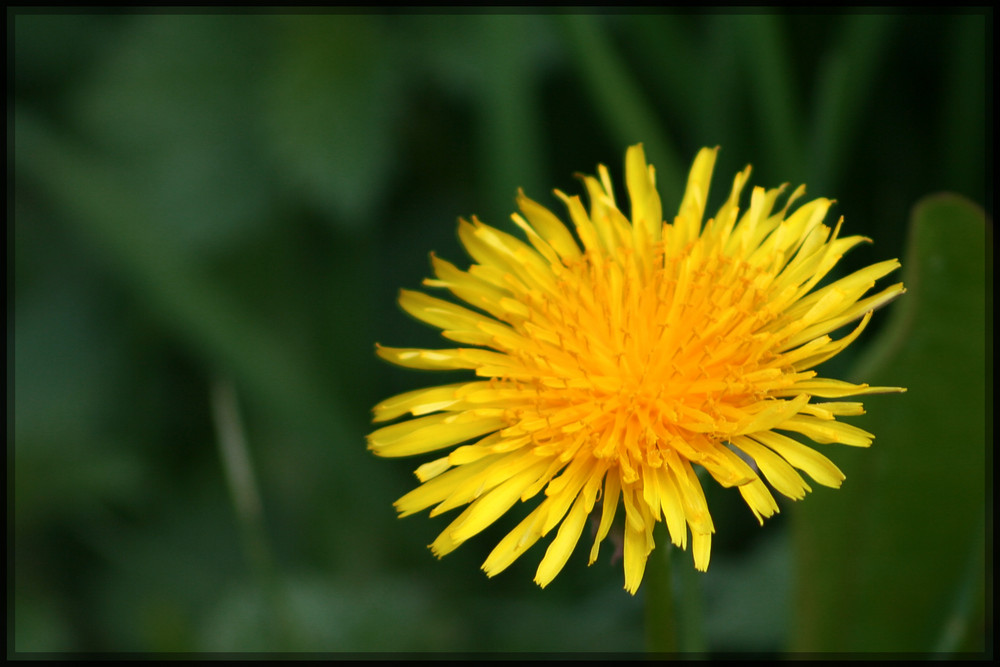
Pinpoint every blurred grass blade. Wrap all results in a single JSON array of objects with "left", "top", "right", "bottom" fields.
[
  {"left": 559, "top": 13, "right": 684, "bottom": 205},
  {"left": 628, "top": 15, "right": 701, "bottom": 141},
  {"left": 210, "top": 378, "right": 296, "bottom": 650},
  {"left": 211, "top": 378, "right": 267, "bottom": 567},
  {"left": 14, "top": 113, "right": 344, "bottom": 433},
  {"left": 740, "top": 14, "right": 803, "bottom": 180},
  {"left": 791, "top": 193, "right": 989, "bottom": 652},
  {"left": 807, "top": 14, "right": 894, "bottom": 191},
  {"left": 941, "top": 13, "right": 987, "bottom": 194},
  {"left": 475, "top": 16, "right": 546, "bottom": 225}
]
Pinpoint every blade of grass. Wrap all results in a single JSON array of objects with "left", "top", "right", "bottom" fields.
[
  {"left": 806, "top": 14, "right": 895, "bottom": 192},
  {"left": 14, "top": 113, "right": 347, "bottom": 436},
  {"left": 475, "top": 15, "right": 546, "bottom": 226},
  {"left": 628, "top": 14, "right": 702, "bottom": 142},
  {"left": 941, "top": 13, "right": 987, "bottom": 197},
  {"left": 210, "top": 378, "right": 295, "bottom": 649},
  {"left": 211, "top": 378, "right": 269, "bottom": 575},
  {"left": 558, "top": 13, "right": 684, "bottom": 206},
  {"left": 741, "top": 14, "right": 803, "bottom": 181}
]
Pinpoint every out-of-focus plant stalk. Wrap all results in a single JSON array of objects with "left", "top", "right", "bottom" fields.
[
  {"left": 211, "top": 378, "right": 293, "bottom": 649},
  {"left": 644, "top": 525, "right": 678, "bottom": 653}
]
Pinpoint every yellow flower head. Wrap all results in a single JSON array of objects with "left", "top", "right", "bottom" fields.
[{"left": 369, "top": 145, "right": 905, "bottom": 594}]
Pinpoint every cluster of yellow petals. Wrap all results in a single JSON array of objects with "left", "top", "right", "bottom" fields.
[{"left": 368, "top": 145, "right": 904, "bottom": 594}]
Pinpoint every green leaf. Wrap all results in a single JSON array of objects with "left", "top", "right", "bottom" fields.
[{"left": 790, "top": 193, "right": 989, "bottom": 652}]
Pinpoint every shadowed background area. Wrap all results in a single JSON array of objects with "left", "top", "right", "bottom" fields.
[{"left": 11, "top": 10, "right": 989, "bottom": 654}]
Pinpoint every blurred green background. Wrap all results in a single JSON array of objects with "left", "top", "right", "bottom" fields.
[{"left": 12, "top": 10, "right": 989, "bottom": 655}]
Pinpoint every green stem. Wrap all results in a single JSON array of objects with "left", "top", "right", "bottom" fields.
[
  {"left": 211, "top": 379, "right": 269, "bottom": 574},
  {"left": 674, "top": 545, "right": 706, "bottom": 652},
  {"left": 210, "top": 378, "right": 294, "bottom": 649},
  {"left": 644, "top": 525, "right": 678, "bottom": 653}
]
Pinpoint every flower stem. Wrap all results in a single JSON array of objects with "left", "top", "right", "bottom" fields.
[
  {"left": 674, "top": 547, "right": 706, "bottom": 652},
  {"left": 644, "top": 525, "right": 678, "bottom": 653}
]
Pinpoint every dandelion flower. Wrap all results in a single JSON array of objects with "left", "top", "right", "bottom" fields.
[{"left": 368, "top": 145, "right": 905, "bottom": 594}]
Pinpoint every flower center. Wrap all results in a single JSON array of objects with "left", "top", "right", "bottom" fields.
[{"left": 512, "top": 240, "right": 779, "bottom": 475}]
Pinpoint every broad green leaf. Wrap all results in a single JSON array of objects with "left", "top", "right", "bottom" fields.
[{"left": 791, "top": 194, "right": 988, "bottom": 652}]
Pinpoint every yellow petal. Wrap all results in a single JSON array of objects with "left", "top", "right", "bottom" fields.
[
  {"left": 535, "top": 493, "right": 591, "bottom": 588},
  {"left": 515, "top": 190, "right": 582, "bottom": 262},
  {"left": 691, "top": 530, "right": 712, "bottom": 572},
  {"left": 738, "top": 477, "right": 779, "bottom": 525},
  {"left": 655, "top": 464, "right": 688, "bottom": 549},
  {"left": 367, "top": 412, "right": 505, "bottom": 458},
  {"left": 482, "top": 505, "right": 545, "bottom": 577},
  {"left": 394, "top": 454, "right": 499, "bottom": 517},
  {"left": 436, "top": 457, "right": 551, "bottom": 551},
  {"left": 751, "top": 431, "right": 845, "bottom": 488},
  {"left": 732, "top": 436, "right": 811, "bottom": 500},
  {"left": 430, "top": 450, "right": 548, "bottom": 517},
  {"left": 372, "top": 382, "right": 471, "bottom": 422},
  {"left": 375, "top": 345, "right": 479, "bottom": 371},
  {"left": 780, "top": 416, "right": 875, "bottom": 447},
  {"left": 588, "top": 471, "right": 620, "bottom": 564},
  {"left": 622, "top": 517, "right": 654, "bottom": 595},
  {"left": 414, "top": 456, "right": 452, "bottom": 482},
  {"left": 674, "top": 146, "right": 718, "bottom": 247},
  {"left": 625, "top": 143, "right": 662, "bottom": 245}
]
